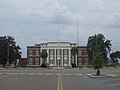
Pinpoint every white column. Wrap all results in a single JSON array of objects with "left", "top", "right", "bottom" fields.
[
  {"left": 69, "top": 49, "right": 71, "bottom": 66},
  {"left": 61, "top": 49, "right": 63, "bottom": 66},
  {"left": 54, "top": 49, "right": 56, "bottom": 66},
  {"left": 47, "top": 49, "right": 49, "bottom": 64},
  {"left": 76, "top": 54, "right": 77, "bottom": 65},
  {"left": 40, "top": 49, "right": 42, "bottom": 65}
]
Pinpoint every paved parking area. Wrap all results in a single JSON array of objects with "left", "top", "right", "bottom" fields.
[{"left": 0, "top": 68, "right": 120, "bottom": 90}]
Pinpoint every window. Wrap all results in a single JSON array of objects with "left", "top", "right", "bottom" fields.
[
  {"left": 29, "top": 50, "right": 33, "bottom": 56},
  {"left": 49, "top": 58, "right": 54, "bottom": 65},
  {"left": 56, "top": 49, "right": 61, "bottom": 55},
  {"left": 36, "top": 50, "right": 39, "bottom": 56},
  {"left": 63, "top": 58, "right": 69, "bottom": 65},
  {"left": 49, "top": 49, "right": 54, "bottom": 55},
  {"left": 36, "top": 58, "right": 39, "bottom": 65},
  {"left": 84, "top": 58, "right": 88, "bottom": 63},
  {"left": 64, "top": 49, "right": 68, "bottom": 55},
  {"left": 29, "top": 58, "right": 33, "bottom": 65},
  {"left": 78, "top": 58, "right": 82, "bottom": 65}
]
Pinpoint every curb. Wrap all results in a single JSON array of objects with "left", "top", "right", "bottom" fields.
[{"left": 86, "top": 74, "right": 119, "bottom": 78}]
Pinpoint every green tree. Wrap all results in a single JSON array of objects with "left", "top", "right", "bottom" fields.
[
  {"left": 40, "top": 49, "right": 48, "bottom": 64},
  {"left": 87, "top": 34, "right": 111, "bottom": 75},
  {"left": 71, "top": 46, "right": 78, "bottom": 67},
  {"left": 0, "top": 36, "right": 21, "bottom": 67},
  {"left": 92, "top": 45, "right": 105, "bottom": 75},
  {"left": 110, "top": 51, "right": 120, "bottom": 67}
]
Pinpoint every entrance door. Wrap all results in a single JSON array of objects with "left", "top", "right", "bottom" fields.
[{"left": 56, "top": 58, "right": 61, "bottom": 66}]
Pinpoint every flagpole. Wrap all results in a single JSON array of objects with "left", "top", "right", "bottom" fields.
[{"left": 58, "top": 22, "right": 60, "bottom": 68}]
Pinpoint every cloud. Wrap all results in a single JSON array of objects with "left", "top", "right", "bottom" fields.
[
  {"left": 1, "top": 0, "right": 82, "bottom": 25},
  {"left": 106, "top": 13, "right": 120, "bottom": 26},
  {"left": 1, "top": 0, "right": 120, "bottom": 57}
]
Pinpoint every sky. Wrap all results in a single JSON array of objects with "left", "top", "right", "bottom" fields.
[{"left": 0, "top": 0, "right": 120, "bottom": 57}]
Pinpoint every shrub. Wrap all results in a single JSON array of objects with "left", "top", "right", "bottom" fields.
[
  {"left": 41, "top": 63, "right": 47, "bottom": 68},
  {"left": 71, "top": 63, "right": 76, "bottom": 68}
]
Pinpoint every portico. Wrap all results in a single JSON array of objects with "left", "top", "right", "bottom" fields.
[{"left": 40, "top": 42, "right": 77, "bottom": 67}]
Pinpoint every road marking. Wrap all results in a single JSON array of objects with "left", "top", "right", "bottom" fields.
[
  {"left": 57, "top": 73, "right": 61, "bottom": 76},
  {"left": 19, "top": 73, "right": 25, "bottom": 75},
  {"left": 100, "top": 79, "right": 120, "bottom": 82},
  {"left": 5, "top": 78, "right": 18, "bottom": 79},
  {"left": 76, "top": 74, "right": 82, "bottom": 76},
  {"left": 47, "top": 73, "right": 51, "bottom": 75},
  {"left": 6, "top": 73, "right": 11, "bottom": 75},
  {"left": 58, "top": 75, "right": 63, "bottom": 90},
  {"left": 37, "top": 73, "right": 43, "bottom": 75},
  {"left": 11, "top": 73, "right": 17, "bottom": 75},
  {"left": 28, "top": 73, "right": 33, "bottom": 75},
  {"left": 3, "top": 72, "right": 82, "bottom": 76},
  {"left": 110, "top": 83, "right": 120, "bottom": 86}
]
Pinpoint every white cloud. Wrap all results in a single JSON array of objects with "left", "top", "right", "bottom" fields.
[
  {"left": 1, "top": 0, "right": 120, "bottom": 57},
  {"left": 1, "top": 0, "right": 82, "bottom": 24},
  {"left": 106, "top": 13, "right": 120, "bottom": 26}
]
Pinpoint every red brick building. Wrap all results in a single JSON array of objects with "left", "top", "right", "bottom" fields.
[
  {"left": 26, "top": 42, "right": 90, "bottom": 67},
  {"left": 27, "top": 46, "right": 40, "bottom": 65},
  {"left": 77, "top": 46, "right": 90, "bottom": 65}
]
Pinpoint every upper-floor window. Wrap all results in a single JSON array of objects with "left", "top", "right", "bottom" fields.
[
  {"left": 36, "top": 50, "right": 39, "bottom": 56},
  {"left": 29, "top": 50, "right": 33, "bottom": 56},
  {"left": 56, "top": 49, "right": 61, "bottom": 55}
]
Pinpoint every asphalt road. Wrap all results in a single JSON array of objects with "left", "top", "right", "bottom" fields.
[{"left": 0, "top": 68, "right": 120, "bottom": 90}]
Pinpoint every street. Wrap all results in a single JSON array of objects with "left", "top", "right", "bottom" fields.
[{"left": 0, "top": 68, "right": 120, "bottom": 90}]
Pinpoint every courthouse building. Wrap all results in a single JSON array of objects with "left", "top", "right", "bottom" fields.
[{"left": 27, "top": 42, "right": 90, "bottom": 67}]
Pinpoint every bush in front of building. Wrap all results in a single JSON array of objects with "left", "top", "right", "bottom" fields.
[
  {"left": 71, "top": 63, "right": 76, "bottom": 68},
  {"left": 41, "top": 63, "right": 47, "bottom": 68}
]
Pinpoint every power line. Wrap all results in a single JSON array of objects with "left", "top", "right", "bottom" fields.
[
  {"left": 1, "top": 7, "right": 120, "bottom": 12},
  {"left": 0, "top": 7, "right": 79, "bottom": 11},
  {"left": 88, "top": 9, "right": 120, "bottom": 12},
  {"left": 0, "top": 18, "right": 120, "bottom": 28},
  {"left": 0, "top": 17, "right": 75, "bottom": 25}
]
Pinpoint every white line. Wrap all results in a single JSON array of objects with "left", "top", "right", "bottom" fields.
[
  {"left": 11, "top": 73, "right": 18, "bottom": 75},
  {"left": 110, "top": 83, "right": 120, "bottom": 86},
  {"left": 28, "top": 73, "right": 33, "bottom": 75},
  {"left": 19, "top": 73, "right": 25, "bottom": 75},
  {"left": 76, "top": 74, "right": 82, "bottom": 76},
  {"left": 37, "top": 73, "right": 43, "bottom": 75},
  {"left": 47, "top": 73, "right": 51, "bottom": 75},
  {"left": 100, "top": 79, "right": 120, "bottom": 82},
  {"left": 57, "top": 73, "right": 61, "bottom": 75},
  {"left": 6, "top": 73, "right": 11, "bottom": 74}
]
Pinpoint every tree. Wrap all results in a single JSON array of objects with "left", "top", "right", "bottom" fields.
[
  {"left": 0, "top": 36, "right": 21, "bottom": 67},
  {"left": 71, "top": 46, "right": 78, "bottom": 67},
  {"left": 92, "top": 45, "right": 105, "bottom": 75},
  {"left": 40, "top": 50, "right": 48, "bottom": 64},
  {"left": 87, "top": 34, "right": 111, "bottom": 75},
  {"left": 110, "top": 51, "right": 120, "bottom": 67}
]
